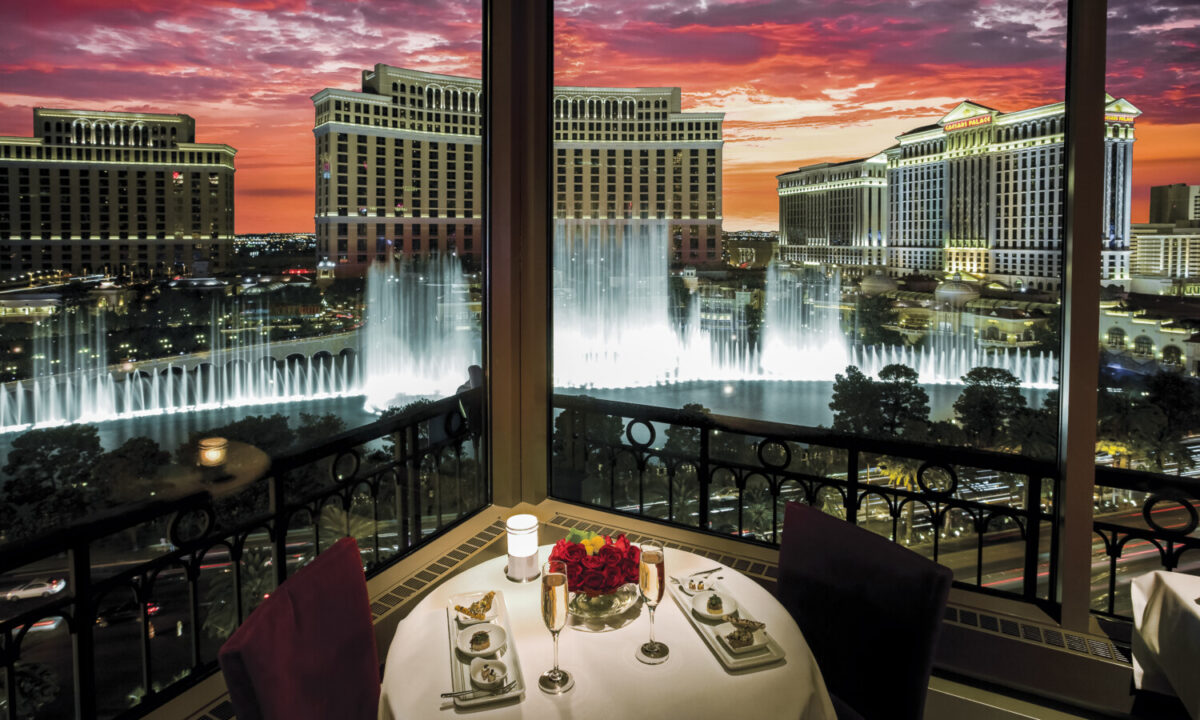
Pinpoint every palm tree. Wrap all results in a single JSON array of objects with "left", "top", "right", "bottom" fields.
[
  {"left": 202, "top": 546, "right": 276, "bottom": 642},
  {"left": 878, "top": 454, "right": 923, "bottom": 545}
]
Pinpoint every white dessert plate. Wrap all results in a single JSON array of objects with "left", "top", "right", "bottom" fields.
[
  {"left": 469, "top": 658, "right": 508, "bottom": 689},
  {"left": 680, "top": 574, "right": 718, "bottom": 595},
  {"left": 450, "top": 591, "right": 498, "bottom": 625},
  {"left": 715, "top": 622, "right": 769, "bottom": 654},
  {"left": 456, "top": 623, "right": 507, "bottom": 658},
  {"left": 691, "top": 590, "right": 737, "bottom": 621}
]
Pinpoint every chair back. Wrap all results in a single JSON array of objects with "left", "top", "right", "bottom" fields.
[
  {"left": 219, "top": 537, "right": 379, "bottom": 720},
  {"left": 778, "top": 502, "right": 951, "bottom": 720}
]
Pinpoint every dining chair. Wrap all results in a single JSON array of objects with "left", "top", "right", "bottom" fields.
[
  {"left": 777, "top": 501, "right": 952, "bottom": 720},
  {"left": 218, "top": 537, "right": 379, "bottom": 720}
]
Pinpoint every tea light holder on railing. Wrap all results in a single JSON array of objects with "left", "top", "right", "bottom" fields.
[
  {"left": 197, "top": 437, "right": 229, "bottom": 468},
  {"left": 504, "top": 514, "right": 539, "bottom": 583}
]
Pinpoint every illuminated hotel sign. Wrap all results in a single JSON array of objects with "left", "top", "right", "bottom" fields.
[
  {"left": 943, "top": 115, "right": 993, "bottom": 132},
  {"left": 1105, "top": 114, "right": 1136, "bottom": 124}
]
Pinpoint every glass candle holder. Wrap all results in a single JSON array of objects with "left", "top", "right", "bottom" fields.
[
  {"left": 505, "top": 514, "right": 539, "bottom": 582},
  {"left": 197, "top": 437, "right": 228, "bottom": 468}
]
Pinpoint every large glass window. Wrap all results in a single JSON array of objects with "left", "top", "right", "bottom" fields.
[
  {"left": 549, "top": 0, "right": 1067, "bottom": 603},
  {"left": 0, "top": 3, "right": 485, "bottom": 716},
  {"left": 1093, "top": 0, "right": 1200, "bottom": 619}
]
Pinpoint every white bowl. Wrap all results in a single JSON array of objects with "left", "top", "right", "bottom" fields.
[
  {"left": 469, "top": 658, "right": 508, "bottom": 689},
  {"left": 691, "top": 590, "right": 737, "bottom": 621},
  {"left": 451, "top": 591, "right": 498, "bottom": 626},
  {"left": 680, "top": 574, "right": 719, "bottom": 595},
  {"left": 715, "top": 621, "right": 768, "bottom": 654},
  {"left": 456, "top": 622, "right": 507, "bottom": 658}
]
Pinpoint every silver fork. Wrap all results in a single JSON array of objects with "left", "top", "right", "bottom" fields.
[{"left": 441, "top": 680, "right": 518, "bottom": 699}]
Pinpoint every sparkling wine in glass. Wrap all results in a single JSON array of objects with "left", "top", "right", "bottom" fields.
[
  {"left": 538, "top": 559, "right": 574, "bottom": 693},
  {"left": 637, "top": 545, "right": 669, "bottom": 664}
]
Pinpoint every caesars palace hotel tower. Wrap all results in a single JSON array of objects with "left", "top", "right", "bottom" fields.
[
  {"left": 887, "top": 96, "right": 1139, "bottom": 291},
  {"left": 779, "top": 95, "right": 1139, "bottom": 292}
]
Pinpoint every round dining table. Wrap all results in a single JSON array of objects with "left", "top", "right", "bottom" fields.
[{"left": 378, "top": 544, "right": 836, "bottom": 719}]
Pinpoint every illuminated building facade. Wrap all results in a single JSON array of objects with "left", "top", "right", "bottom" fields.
[
  {"left": 776, "top": 153, "right": 887, "bottom": 277},
  {"left": 314, "top": 64, "right": 723, "bottom": 275},
  {"left": 553, "top": 85, "right": 723, "bottom": 264},
  {"left": 886, "top": 97, "right": 1139, "bottom": 291},
  {"left": 0, "top": 108, "right": 236, "bottom": 276},
  {"left": 1128, "top": 222, "right": 1200, "bottom": 294}
]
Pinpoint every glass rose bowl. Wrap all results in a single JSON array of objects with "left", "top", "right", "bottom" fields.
[{"left": 549, "top": 532, "right": 642, "bottom": 630}]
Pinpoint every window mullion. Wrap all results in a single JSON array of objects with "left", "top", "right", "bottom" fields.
[{"left": 1057, "top": 0, "right": 1107, "bottom": 631}]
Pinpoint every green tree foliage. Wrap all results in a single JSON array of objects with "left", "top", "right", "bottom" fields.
[
  {"left": 1029, "top": 310, "right": 1061, "bottom": 354},
  {"left": 175, "top": 414, "right": 296, "bottom": 465},
  {"left": 551, "top": 402, "right": 625, "bottom": 504},
  {"left": 1096, "top": 369, "right": 1200, "bottom": 474},
  {"left": 953, "top": 367, "right": 1027, "bottom": 449},
  {"left": 94, "top": 437, "right": 170, "bottom": 506},
  {"left": 829, "top": 364, "right": 931, "bottom": 438},
  {"left": 1144, "top": 371, "right": 1200, "bottom": 430},
  {"left": 854, "top": 294, "right": 903, "bottom": 347},
  {"left": 0, "top": 425, "right": 103, "bottom": 541},
  {"left": 296, "top": 412, "right": 347, "bottom": 449},
  {"left": 876, "top": 364, "right": 931, "bottom": 436},
  {"left": 289, "top": 413, "right": 350, "bottom": 499},
  {"left": 829, "top": 366, "right": 882, "bottom": 436}
]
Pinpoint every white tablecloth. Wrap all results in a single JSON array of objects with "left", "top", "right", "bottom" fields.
[
  {"left": 1132, "top": 570, "right": 1200, "bottom": 719},
  {"left": 379, "top": 545, "right": 835, "bottom": 719}
]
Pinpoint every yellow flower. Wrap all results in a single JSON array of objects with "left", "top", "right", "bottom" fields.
[{"left": 581, "top": 535, "right": 606, "bottom": 556}]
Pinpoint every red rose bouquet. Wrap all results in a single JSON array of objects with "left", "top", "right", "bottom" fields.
[{"left": 548, "top": 529, "right": 641, "bottom": 597}]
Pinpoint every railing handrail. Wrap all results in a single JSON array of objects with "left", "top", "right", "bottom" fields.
[
  {"left": 553, "top": 393, "right": 1059, "bottom": 478},
  {"left": 1095, "top": 464, "right": 1200, "bottom": 495},
  {"left": 271, "top": 387, "right": 479, "bottom": 473},
  {"left": 0, "top": 386, "right": 486, "bottom": 719},
  {"left": 0, "top": 491, "right": 211, "bottom": 574},
  {"left": 0, "top": 387, "right": 481, "bottom": 570}
]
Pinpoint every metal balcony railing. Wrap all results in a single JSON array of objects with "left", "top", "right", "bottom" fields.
[
  {"left": 1093, "top": 465, "right": 1200, "bottom": 620},
  {"left": 550, "top": 394, "right": 1060, "bottom": 610},
  {"left": 0, "top": 387, "right": 485, "bottom": 720},
  {"left": 551, "top": 395, "right": 1200, "bottom": 624}
]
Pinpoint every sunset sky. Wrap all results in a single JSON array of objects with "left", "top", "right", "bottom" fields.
[{"left": 1, "top": 0, "right": 1196, "bottom": 233}]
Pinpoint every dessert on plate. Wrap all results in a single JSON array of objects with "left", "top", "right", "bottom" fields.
[
  {"left": 455, "top": 590, "right": 496, "bottom": 621},
  {"left": 469, "top": 630, "right": 490, "bottom": 652}
]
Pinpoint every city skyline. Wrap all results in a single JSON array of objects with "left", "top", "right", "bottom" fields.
[{"left": 0, "top": 0, "right": 1197, "bottom": 233}]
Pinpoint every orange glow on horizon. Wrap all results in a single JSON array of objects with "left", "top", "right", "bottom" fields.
[{"left": 0, "top": 0, "right": 1194, "bottom": 233}]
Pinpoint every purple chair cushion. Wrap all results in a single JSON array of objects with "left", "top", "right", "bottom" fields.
[
  {"left": 219, "top": 537, "right": 379, "bottom": 720},
  {"left": 778, "top": 501, "right": 952, "bottom": 720}
]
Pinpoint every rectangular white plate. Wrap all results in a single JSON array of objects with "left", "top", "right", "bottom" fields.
[
  {"left": 445, "top": 590, "right": 526, "bottom": 708},
  {"left": 667, "top": 580, "right": 786, "bottom": 671}
]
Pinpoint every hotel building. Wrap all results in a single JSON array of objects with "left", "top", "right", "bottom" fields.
[
  {"left": 776, "top": 153, "right": 888, "bottom": 277},
  {"left": 0, "top": 108, "right": 236, "bottom": 277},
  {"left": 1128, "top": 222, "right": 1200, "bottom": 294},
  {"left": 886, "top": 97, "right": 1139, "bottom": 291},
  {"left": 778, "top": 96, "right": 1140, "bottom": 292},
  {"left": 313, "top": 64, "right": 723, "bottom": 275},
  {"left": 1149, "top": 183, "right": 1200, "bottom": 224}
]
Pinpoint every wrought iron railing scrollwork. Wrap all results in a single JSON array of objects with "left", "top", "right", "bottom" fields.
[
  {"left": 0, "top": 387, "right": 484, "bottom": 720},
  {"left": 1092, "top": 466, "right": 1200, "bottom": 620},
  {"left": 551, "top": 394, "right": 1059, "bottom": 610}
]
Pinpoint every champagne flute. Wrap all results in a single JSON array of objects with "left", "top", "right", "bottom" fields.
[
  {"left": 636, "top": 544, "right": 669, "bottom": 664},
  {"left": 538, "top": 559, "right": 574, "bottom": 693}
]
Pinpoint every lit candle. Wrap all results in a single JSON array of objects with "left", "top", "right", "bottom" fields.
[
  {"left": 505, "top": 514, "right": 539, "bottom": 582},
  {"left": 198, "top": 437, "right": 228, "bottom": 468}
]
